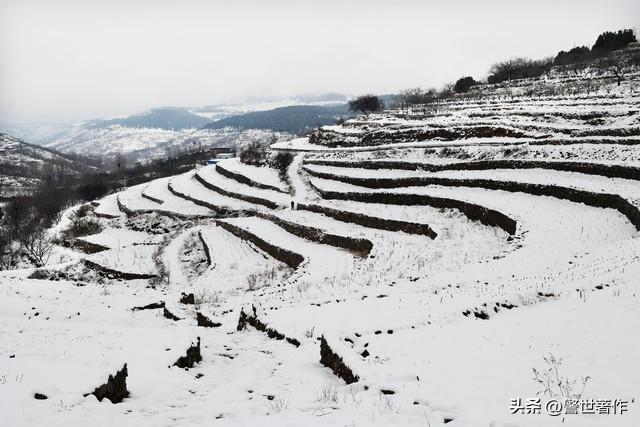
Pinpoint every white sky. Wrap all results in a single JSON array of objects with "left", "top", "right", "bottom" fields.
[{"left": 1, "top": 0, "right": 638, "bottom": 122}]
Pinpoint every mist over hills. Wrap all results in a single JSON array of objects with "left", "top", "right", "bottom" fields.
[
  {"left": 3, "top": 95, "right": 352, "bottom": 161},
  {"left": 84, "top": 107, "right": 211, "bottom": 131},
  {"left": 202, "top": 104, "right": 352, "bottom": 134}
]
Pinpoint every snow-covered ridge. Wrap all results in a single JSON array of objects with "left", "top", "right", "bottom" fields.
[{"left": 0, "top": 132, "right": 91, "bottom": 196}]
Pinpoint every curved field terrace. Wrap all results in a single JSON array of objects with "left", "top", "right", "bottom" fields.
[{"left": 2, "top": 85, "right": 640, "bottom": 427}]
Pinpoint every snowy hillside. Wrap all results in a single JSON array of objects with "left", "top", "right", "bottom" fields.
[
  {"left": 274, "top": 73, "right": 640, "bottom": 151},
  {"left": 41, "top": 97, "right": 348, "bottom": 161},
  {"left": 0, "top": 132, "right": 91, "bottom": 197},
  {"left": 1, "top": 78, "right": 640, "bottom": 427},
  {"left": 43, "top": 124, "right": 187, "bottom": 158}
]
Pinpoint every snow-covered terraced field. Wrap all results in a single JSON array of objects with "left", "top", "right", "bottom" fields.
[
  {"left": 217, "top": 158, "right": 290, "bottom": 193},
  {"left": 168, "top": 169, "right": 259, "bottom": 213},
  {"left": 304, "top": 163, "right": 640, "bottom": 208},
  {"left": 196, "top": 165, "right": 290, "bottom": 208},
  {"left": 141, "top": 176, "right": 214, "bottom": 216},
  {"left": 82, "top": 228, "right": 162, "bottom": 276},
  {"left": 220, "top": 216, "right": 356, "bottom": 278},
  {"left": 3, "top": 84, "right": 640, "bottom": 427},
  {"left": 93, "top": 193, "right": 123, "bottom": 218}
]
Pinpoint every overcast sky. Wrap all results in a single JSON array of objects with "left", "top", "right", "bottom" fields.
[{"left": 1, "top": 0, "right": 638, "bottom": 123}]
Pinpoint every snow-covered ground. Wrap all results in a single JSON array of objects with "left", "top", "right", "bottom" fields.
[
  {"left": 217, "top": 158, "right": 289, "bottom": 193},
  {"left": 2, "top": 81, "right": 640, "bottom": 427}
]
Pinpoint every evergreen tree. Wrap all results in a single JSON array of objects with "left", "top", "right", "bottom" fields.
[{"left": 453, "top": 76, "right": 477, "bottom": 93}]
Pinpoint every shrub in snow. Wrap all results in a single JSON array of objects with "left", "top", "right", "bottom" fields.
[
  {"left": 86, "top": 363, "right": 129, "bottom": 404},
  {"left": 270, "top": 151, "right": 294, "bottom": 180},
  {"left": 174, "top": 337, "right": 202, "bottom": 369},
  {"left": 196, "top": 311, "right": 221, "bottom": 328},
  {"left": 60, "top": 215, "right": 103, "bottom": 240},
  {"left": 532, "top": 353, "right": 591, "bottom": 399},
  {"left": 239, "top": 140, "right": 267, "bottom": 166},
  {"left": 180, "top": 292, "right": 195, "bottom": 304}
]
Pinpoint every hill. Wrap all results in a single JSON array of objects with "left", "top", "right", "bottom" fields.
[
  {"left": 0, "top": 132, "right": 93, "bottom": 197},
  {"left": 3, "top": 70, "right": 640, "bottom": 426},
  {"left": 202, "top": 104, "right": 352, "bottom": 134},
  {"left": 42, "top": 101, "right": 349, "bottom": 161},
  {"left": 86, "top": 107, "right": 211, "bottom": 131}
]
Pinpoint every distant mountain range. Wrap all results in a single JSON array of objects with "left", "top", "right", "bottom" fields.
[
  {"left": 84, "top": 107, "right": 211, "bottom": 130},
  {"left": 1, "top": 93, "right": 353, "bottom": 161},
  {"left": 202, "top": 104, "right": 352, "bottom": 134}
]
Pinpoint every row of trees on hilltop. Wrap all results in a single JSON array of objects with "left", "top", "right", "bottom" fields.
[
  {"left": 344, "top": 27, "right": 639, "bottom": 114},
  {"left": 555, "top": 29, "right": 637, "bottom": 66},
  {"left": 484, "top": 28, "right": 638, "bottom": 85},
  {"left": 487, "top": 58, "right": 553, "bottom": 84},
  {"left": 446, "top": 28, "right": 639, "bottom": 90}
]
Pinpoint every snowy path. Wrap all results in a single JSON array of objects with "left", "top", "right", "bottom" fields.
[{"left": 288, "top": 153, "right": 311, "bottom": 203}]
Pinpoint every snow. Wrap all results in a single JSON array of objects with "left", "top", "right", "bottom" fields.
[
  {"left": 83, "top": 229, "right": 161, "bottom": 275},
  {"left": 217, "top": 158, "right": 289, "bottom": 193},
  {"left": 196, "top": 166, "right": 290, "bottom": 207},
  {"left": 304, "top": 164, "right": 640, "bottom": 205},
  {"left": 3, "top": 78, "right": 640, "bottom": 426},
  {"left": 220, "top": 216, "right": 356, "bottom": 280},
  {"left": 271, "top": 136, "right": 528, "bottom": 153},
  {"left": 168, "top": 169, "right": 258, "bottom": 212},
  {"left": 93, "top": 194, "right": 123, "bottom": 218},
  {"left": 120, "top": 177, "right": 211, "bottom": 216},
  {"left": 44, "top": 125, "right": 184, "bottom": 158},
  {"left": 288, "top": 153, "right": 309, "bottom": 203},
  {"left": 192, "top": 225, "right": 289, "bottom": 294}
]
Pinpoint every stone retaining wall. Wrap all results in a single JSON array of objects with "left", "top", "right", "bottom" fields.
[
  {"left": 215, "top": 221, "right": 304, "bottom": 268},
  {"left": 216, "top": 163, "right": 287, "bottom": 193},
  {"left": 297, "top": 203, "right": 438, "bottom": 239},
  {"left": 309, "top": 181, "right": 517, "bottom": 235}
]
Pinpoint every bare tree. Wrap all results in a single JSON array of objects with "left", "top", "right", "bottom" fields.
[
  {"left": 348, "top": 95, "right": 384, "bottom": 116},
  {"left": 20, "top": 228, "right": 54, "bottom": 267},
  {"left": 396, "top": 88, "right": 438, "bottom": 114},
  {"left": 0, "top": 228, "right": 13, "bottom": 270},
  {"left": 239, "top": 139, "right": 266, "bottom": 166},
  {"left": 599, "top": 53, "right": 635, "bottom": 86}
]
